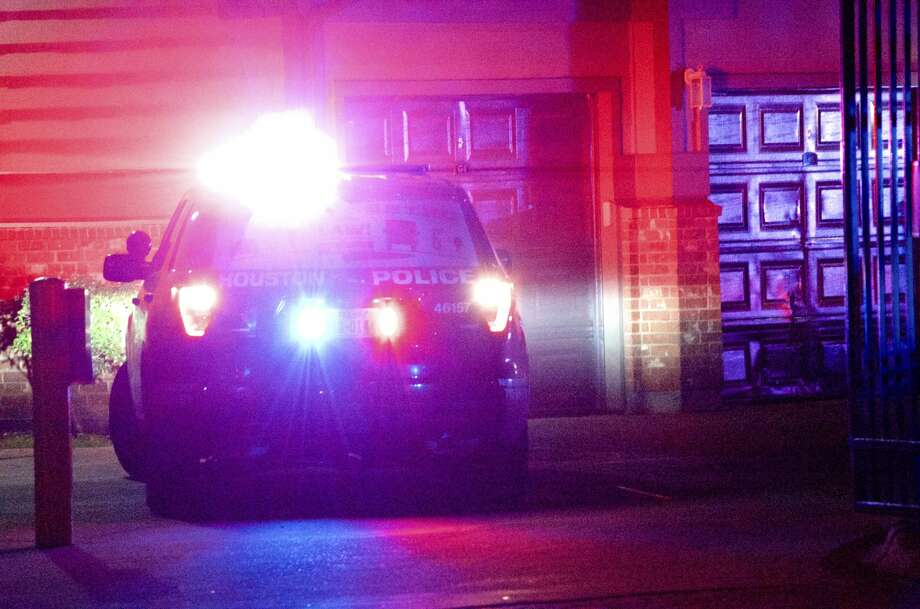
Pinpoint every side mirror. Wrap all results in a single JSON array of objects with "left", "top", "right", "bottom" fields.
[
  {"left": 126, "top": 230, "right": 152, "bottom": 260},
  {"left": 103, "top": 253, "right": 149, "bottom": 282},
  {"left": 104, "top": 231, "right": 153, "bottom": 282},
  {"left": 496, "top": 248, "right": 512, "bottom": 274}
]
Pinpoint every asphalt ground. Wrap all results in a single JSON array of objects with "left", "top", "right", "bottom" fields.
[{"left": 0, "top": 400, "right": 911, "bottom": 608}]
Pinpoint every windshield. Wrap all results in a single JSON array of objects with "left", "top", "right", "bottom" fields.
[{"left": 172, "top": 194, "right": 484, "bottom": 272}]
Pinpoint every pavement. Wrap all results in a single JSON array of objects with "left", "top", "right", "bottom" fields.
[{"left": 0, "top": 399, "right": 914, "bottom": 608}]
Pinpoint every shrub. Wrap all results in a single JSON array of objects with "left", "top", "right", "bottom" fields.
[
  {"left": 0, "top": 296, "right": 21, "bottom": 355},
  {"left": 0, "top": 279, "right": 136, "bottom": 384}
]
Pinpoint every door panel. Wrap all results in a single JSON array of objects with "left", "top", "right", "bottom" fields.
[
  {"left": 398, "top": 100, "right": 458, "bottom": 167},
  {"left": 343, "top": 105, "right": 394, "bottom": 165},
  {"left": 711, "top": 90, "right": 847, "bottom": 399},
  {"left": 462, "top": 100, "right": 522, "bottom": 167}
]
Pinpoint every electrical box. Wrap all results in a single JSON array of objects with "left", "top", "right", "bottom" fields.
[{"left": 64, "top": 287, "right": 93, "bottom": 385}]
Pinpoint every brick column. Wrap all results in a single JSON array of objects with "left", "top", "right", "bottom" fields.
[
  {"left": 675, "top": 199, "right": 723, "bottom": 410},
  {"left": 618, "top": 198, "right": 722, "bottom": 412}
]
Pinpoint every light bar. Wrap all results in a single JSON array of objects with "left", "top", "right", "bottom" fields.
[{"left": 196, "top": 109, "right": 340, "bottom": 225}]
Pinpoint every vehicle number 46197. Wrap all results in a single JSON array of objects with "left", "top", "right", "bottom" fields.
[{"left": 433, "top": 302, "right": 470, "bottom": 314}]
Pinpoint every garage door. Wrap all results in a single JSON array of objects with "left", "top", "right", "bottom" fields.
[
  {"left": 709, "top": 89, "right": 857, "bottom": 399},
  {"left": 341, "top": 95, "right": 600, "bottom": 415}
]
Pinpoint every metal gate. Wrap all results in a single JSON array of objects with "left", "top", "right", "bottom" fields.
[
  {"left": 340, "top": 95, "right": 601, "bottom": 416},
  {"left": 710, "top": 90, "right": 850, "bottom": 400},
  {"left": 841, "top": 0, "right": 920, "bottom": 512}
]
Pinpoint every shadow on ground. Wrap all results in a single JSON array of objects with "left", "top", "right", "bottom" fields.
[{"left": 149, "top": 448, "right": 851, "bottom": 523}]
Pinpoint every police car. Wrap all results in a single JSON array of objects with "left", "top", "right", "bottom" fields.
[{"left": 104, "top": 160, "right": 530, "bottom": 511}]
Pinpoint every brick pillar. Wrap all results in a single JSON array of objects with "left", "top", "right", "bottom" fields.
[
  {"left": 676, "top": 199, "right": 723, "bottom": 410},
  {"left": 619, "top": 198, "right": 722, "bottom": 412}
]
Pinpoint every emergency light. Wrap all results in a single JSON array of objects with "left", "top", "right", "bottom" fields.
[
  {"left": 292, "top": 299, "right": 335, "bottom": 345},
  {"left": 197, "top": 109, "right": 340, "bottom": 225},
  {"left": 177, "top": 284, "right": 219, "bottom": 337},
  {"left": 371, "top": 300, "right": 402, "bottom": 341},
  {"left": 472, "top": 277, "right": 513, "bottom": 333}
]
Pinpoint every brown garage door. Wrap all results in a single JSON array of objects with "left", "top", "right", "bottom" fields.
[{"left": 341, "top": 94, "right": 601, "bottom": 415}]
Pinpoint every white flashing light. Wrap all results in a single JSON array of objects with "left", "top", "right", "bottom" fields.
[
  {"left": 197, "top": 109, "right": 340, "bottom": 225},
  {"left": 293, "top": 300, "right": 335, "bottom": 345},
  {"left": 472, "top": 277, "right": 514, "bottom": 333}
]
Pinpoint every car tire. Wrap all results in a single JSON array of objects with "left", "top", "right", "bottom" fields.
[
  {"left": 145, "top": 475, "right": 203, "bottom": 519},
  {"left": 488, "top": 446, "right": 530, "bottom": 503},
  {"left": 143, "top": 426, "right": 209, "bottom": 519},
  {"left": 109, "top": 363, "right": 146, "bottom": 480},
  {"left": 460, "top": 442, "right": 529, "bottom": 509}
]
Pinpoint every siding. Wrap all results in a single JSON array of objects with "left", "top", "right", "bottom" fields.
[
  {"left": 0, "top": 2, "right": 286, "bottom": 221},
  {"left": 0, "top": 2, "right": 286, "bottom": 297}
]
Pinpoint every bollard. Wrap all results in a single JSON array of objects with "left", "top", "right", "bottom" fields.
[
  {"left": 30, "top": 278, "right": 72, "bottom": 548},
  {"left": 30, "top": 278, "right": 92, "bottom": 549}
]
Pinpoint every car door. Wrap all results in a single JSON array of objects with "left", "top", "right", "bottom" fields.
[{"left": 127, "top": 198, "right": 188, "bottom": 418}]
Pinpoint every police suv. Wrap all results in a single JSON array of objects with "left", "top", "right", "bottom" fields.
[{"left": 104, "top": 169, "right": 530, "bottom": 511}]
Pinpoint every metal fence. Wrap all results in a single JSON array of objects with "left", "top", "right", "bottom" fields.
[{"left": 842, "top": 0, "right": 920, "bottom": 512}]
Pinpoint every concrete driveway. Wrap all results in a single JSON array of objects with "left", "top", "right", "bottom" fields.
[{"left": 0, "top": 401, "right": 904, "bottom": 608}]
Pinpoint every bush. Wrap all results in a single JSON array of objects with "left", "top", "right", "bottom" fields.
[
  {"left": 0, "top": 296, "right": 21, "bottom": 355},
  {"left": 0, "top": 279, "right": 136, "bottom": 384}
]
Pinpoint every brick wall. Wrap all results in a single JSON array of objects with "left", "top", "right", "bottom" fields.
[
  {"left": 619, "top": 199, "right": 722, "bottom": 412},
  {"left": 0, "top": 221, "right": 166, "bottom": 300},
  {"left": 675, "top": 201, "right": 724, "bottom": 408}
]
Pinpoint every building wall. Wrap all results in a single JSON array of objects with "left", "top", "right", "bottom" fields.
[
  {"left": 673, "top": 0, "right": 840, "bottom": 90},
  {"left": 0, "top": 2, "right": 285, "bottom": 297},
  {"left": 0, "top": 2, "right": 287, "bottom": 421},
  {"left": 0, "top": 3, "right": 286, "bottom": 221},
  {"left": 0, "top": 0, "right": 749, "bottom": 414}
]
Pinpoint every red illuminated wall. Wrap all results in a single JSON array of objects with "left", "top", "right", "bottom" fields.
[
  {"left": 0, "top": 0, "right": 840, "bottom": 412},
  {"left": 0, "top": 2, "right": 286, "bottom": 298},
  {"left": 673, "top": 0, "right": 840, "bottom": 90}
]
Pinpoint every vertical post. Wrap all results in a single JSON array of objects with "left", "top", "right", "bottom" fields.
[
  {"left": 875, "top": 0, "right": 887, "bottom": 383},
  {"left": 859, "top": 0, "right": 876, "bottom": 381},
  {"left": 842, "top": 0, "right": 865, "bottom": 390},
  {"left": 889, "top": 0, "right": 903, "bottom": 370},
  {"left": 30, "top": 278, "right": 73, "bottom": 548},
  {"left": 904, "top": 0, "right": 917, "bottom": 351}
]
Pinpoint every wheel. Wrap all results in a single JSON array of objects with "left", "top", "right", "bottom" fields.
[
  {"left": 143, "top": 423, "right": 210, "bottom": 518},
  {"left": 455, "top": 442, "right": 529, "bottom": 510},
  {"left": 483, "top": 446, "right": 530, "bottom": 504},
  {"left": 145, "top": 476, "right": 181, "bottom": 517},
  {"left": 484, "top": 427, "right": 530, "bottom": 498},
  {"left": 109, "top": 363, "right": 146, "bottom": 480}
]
